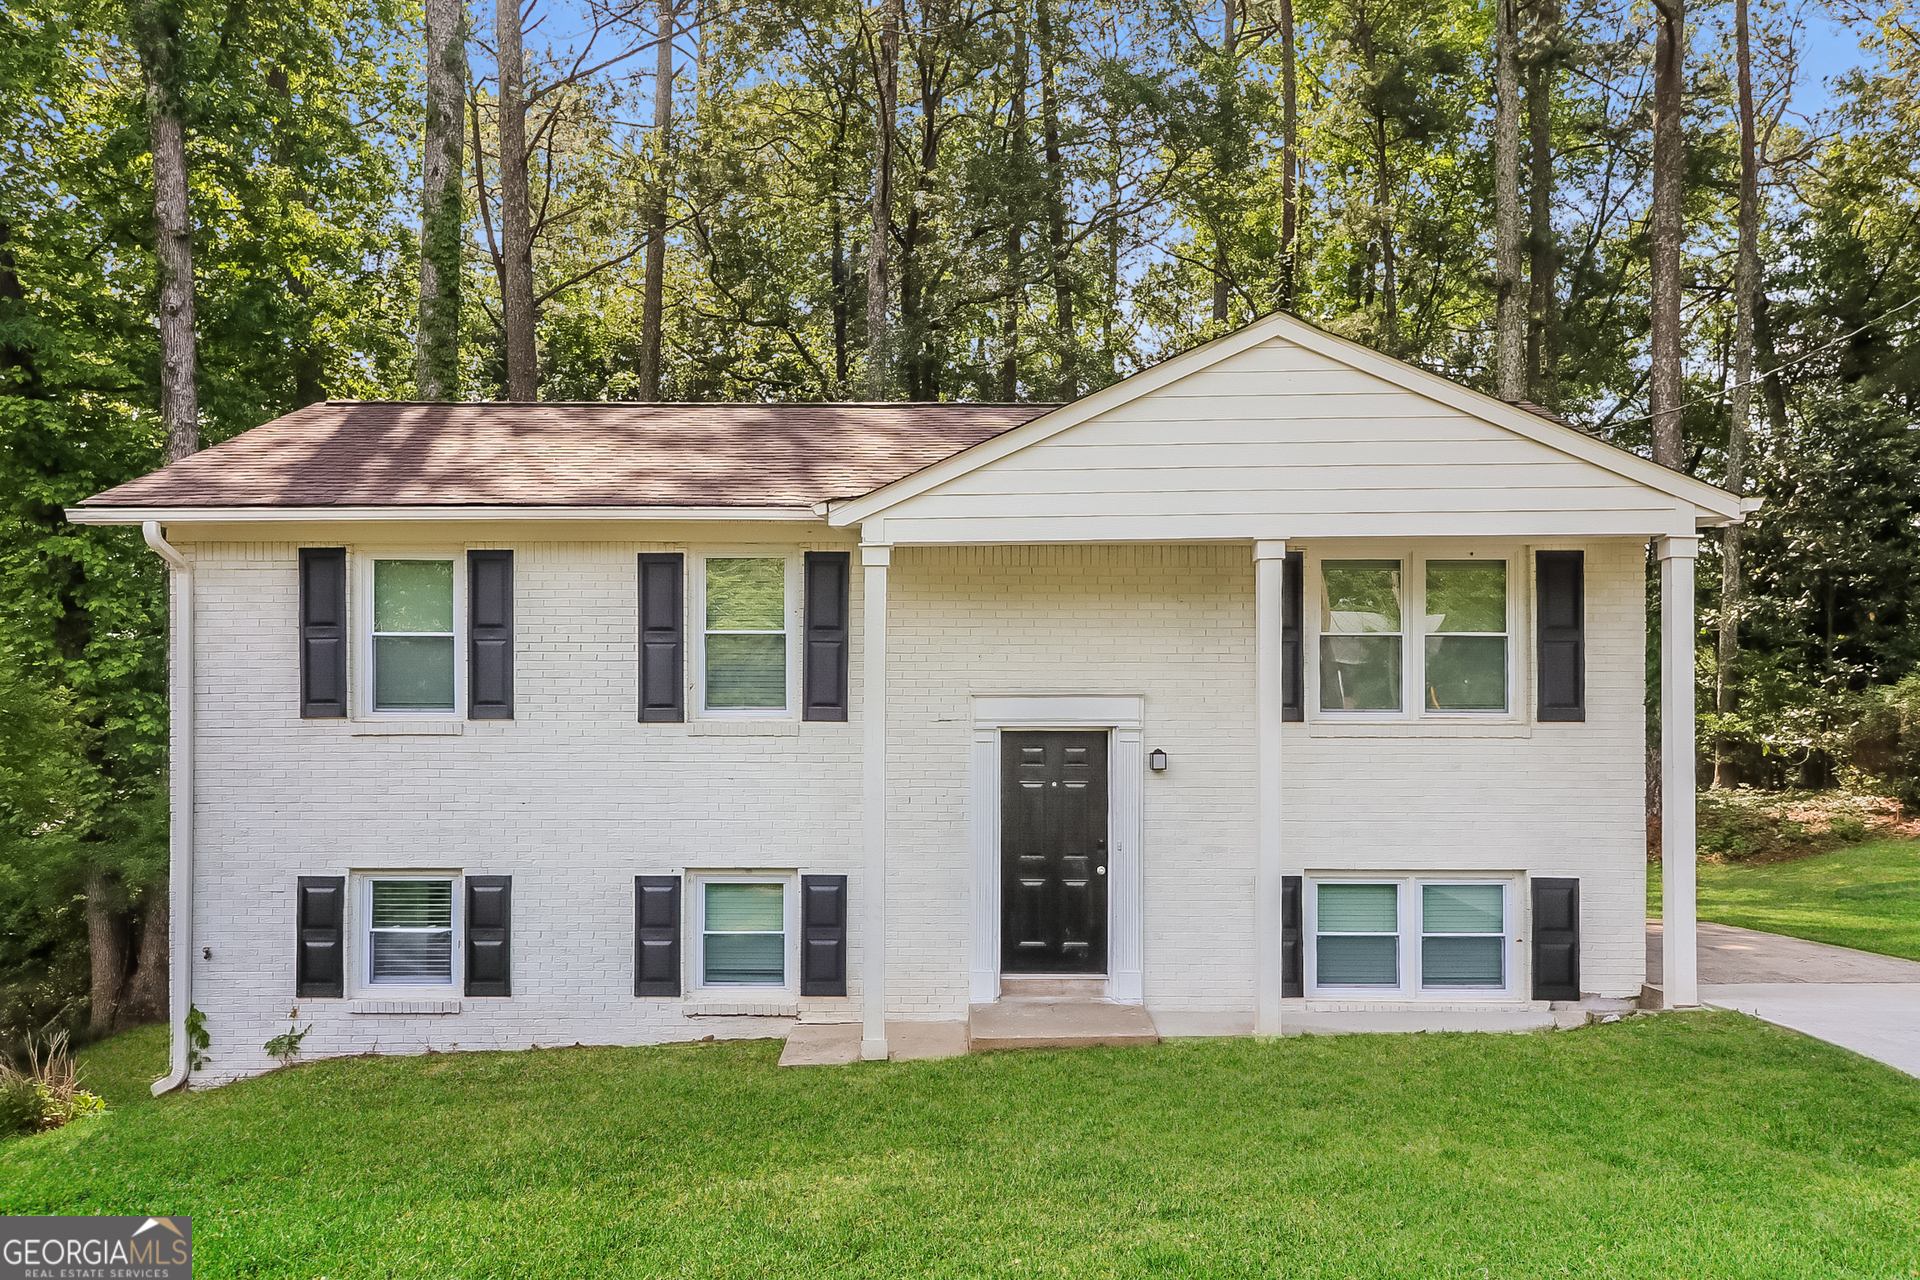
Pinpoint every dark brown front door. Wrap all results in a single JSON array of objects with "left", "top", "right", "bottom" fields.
[{"left": 1001, "top": 731, "right": 1109, "bottom": 974}]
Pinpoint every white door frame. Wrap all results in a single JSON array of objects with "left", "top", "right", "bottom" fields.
[{"left": 970, "top": 693, "right": 1146, "bottom": 1005}]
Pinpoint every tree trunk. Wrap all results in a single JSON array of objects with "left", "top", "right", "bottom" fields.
[
  {"left": 831, "top": 197, "right": 849, "bottom": 392},
  {"left": 416, "top": 0, "right": 466, "bottom": 402},
  {"left": 1493, "top": 0, "right": 1525, "bottom": 400},
  {"left": 1753, "top": 290, "right": 1789, "bottom": 438},
  {"left": 1211, "top": 0, "right": 1237, "bottom": 325},
  {"left": 1525, "top": 0, "right": 1560, "bottom": 404},
  {"left": 1715, "top": 0, "right": 1759, "bottom": 789},
  {"left": 1037, "top": 0, "right": 1073, "bottom": 399},
  {"left": 86, "top": 865, "right": 126, "bottom": 1033},
  {"left": 1000, "top": 4, "right": 1026, "bottom": 404},
  {"left": 1278, "top": 0, "right": 1299, "bottom": 311},
  {"left": 120, "top": 887, "right": 170, "bottom": 1026},
  {"left": 638, "top": 0, "right": 675, "bottom": 401},
  {"left": 134, "top": 0, "right": 198, "bottom": 463},
  {"left": 1648, "top": 0, "right": 1686, "bottom": 470},
  {"left": 0, "top": 221, "right": 44, "bottom": 396},
  {"left": 497, "top": 0, "right": 537, "bottom": 402},
  {"left": 865, "top": 0, "right": 901, "bottom": 399}
]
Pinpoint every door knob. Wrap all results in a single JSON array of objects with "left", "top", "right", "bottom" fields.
[{"left": 1097, "top": 866, "right": 1107, "bottom": 875}]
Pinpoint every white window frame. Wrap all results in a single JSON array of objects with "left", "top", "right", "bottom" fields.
[
  {"left": 691, "top": 551, "right": 802, "bottom": 720},
  {"left": 1305, "top": 875, "right": 1518, "bottom": 999},
  {"left": 1307, "top": 545, "right": 1522, "bottom": 722},
  {"left": 353, "top": 871, "right": 463, "bottom": 996},
  {"left": 357, "top": 551, "right": 467, "bottom": 719},
  {"left": 691, "top": 874, "right": 797, "bottom": 992}
]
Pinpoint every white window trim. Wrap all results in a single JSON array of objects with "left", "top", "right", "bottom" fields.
[
  {"left": 691, "top": 873, "right": 798, "bottom": 992},
  {"left": 1305, "top": 875, "right": 1519, "bottom": 1000},
  {"left": 356, "top": 551, "right": 468, "bottom": 719},
  {"left": 352, "top": 871, "right": 463, "bottom": 998},
  {"left": 1306, "top": 544, "right": 1525, "bottom": 724},
  {"left": 690, "top": 551, "right": 803, "bottom": 720}
]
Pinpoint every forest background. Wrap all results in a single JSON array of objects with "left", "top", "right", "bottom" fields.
[{"left": 1, "top": 0, "right": 1917, "bottom": 1043}]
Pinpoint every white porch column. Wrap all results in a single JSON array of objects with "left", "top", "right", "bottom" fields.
[
  {"left": 860, "top": 541, "right": 892, "bottom": 1060},
  {"left": 1659, "top": 535, "right": 1700, "bottom": 1009},
  {"left": 1253, "top": 540, "right": 1288, "bottom": 1036}
]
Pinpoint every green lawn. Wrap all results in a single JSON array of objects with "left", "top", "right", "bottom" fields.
[
  {"left": 6, "top": 1016, "right": 1920, "bottom": 1277},
  {"left": 1651, "top": 837, "right": 1920, "bottom": 960}
]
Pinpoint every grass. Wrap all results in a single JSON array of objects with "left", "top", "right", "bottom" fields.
[
  {"left": 73, "top": 1022, "right": 170, "bottom": 1109},
  {"left": 1650, "top": 837, "right": 1920, "bottom": 961},
  {"left": 7, "top": 1016, "right": 1920, "bottom": 1277}
]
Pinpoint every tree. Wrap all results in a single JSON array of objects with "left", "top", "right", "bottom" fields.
[
  {"left": 1492, "top": 0, "right": 1524, "bottom": 400},
  {"left": 1523, "top": 0, "right": 1562, "bottom": 404},
  {"left": 866, "top": 0, "right": 901, "bottom": 398},
  {"left": 496, "top": 0, "right": 537, "bottom": 401},
  {"left": 417, "top": 0, "right": 467, "bottom": 402},
  {"left": 132, "top": 0, "right": 198, "bottom": 462},
  {"left": 637, "top": 0, "right": 676, "bottom": 401},
  {"left": 1647, "top": 0, "right": 1685, "bottom": 469}
]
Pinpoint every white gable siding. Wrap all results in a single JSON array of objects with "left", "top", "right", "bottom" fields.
[{"left": 872, "top": 339, "right": 1690, "bottom": 543}]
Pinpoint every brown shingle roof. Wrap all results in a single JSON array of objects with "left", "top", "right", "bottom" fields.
[{"left": 80, "top": 400, "right": 1055, "bottom": 509}]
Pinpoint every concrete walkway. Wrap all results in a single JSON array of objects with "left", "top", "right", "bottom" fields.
[{"left": 1648, "top": 919, "right": 1920, "bottom": 1078}]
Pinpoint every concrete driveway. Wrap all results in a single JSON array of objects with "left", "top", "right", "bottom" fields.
[{"left": 1648, "top": 919, "right": 1920, "bottom": 1078}]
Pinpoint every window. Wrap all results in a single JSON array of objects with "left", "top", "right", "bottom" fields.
[
  {"left": 367, "top": 878, "right": 455, "bottom": 987},
  {"left": 1424, "top": 561, "right": 1508, "bottom": 712},
  {"left": 1319, "top": 560, "right": 1403, "bottom": 712},
  {"left": 1422, "top": 884, "right": 1505, "bottom": 988},
  {"left": 699, "top": 881, "right": 787, "bottom": 987},
  {"left": 1315, "top": 553, "right": 1512, "bottom": 717},
  {"left": 1309, "top": 878, "right": 1513, "bottom": 994},
  {"left": 372, "top": 558, "right": 457, "bottom": 711},
  {"left": 1315, "top": 882, "right": 1399, "bottom": 986},
  {"left": 700, "top": 556, "right": 794, "bottom": 714}
]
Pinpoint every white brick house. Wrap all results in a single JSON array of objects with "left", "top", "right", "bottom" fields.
[{"left": 74, "top": 313, "right": 1749, "bottom": 1087}]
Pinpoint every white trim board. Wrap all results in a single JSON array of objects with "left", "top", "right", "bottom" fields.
[
  {"left": 66, "top": 504, "right": 823, "bottom": 526},
  {"left": 969, "top": 694, "right": 1145, "bottom": 1005},
  {"left": 828, "top": 311, "right": 1749, "bottom": 531}
]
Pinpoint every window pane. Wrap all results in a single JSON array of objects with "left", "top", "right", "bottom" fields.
[
  {"left": 1317, "top": 935, "right": 1398, "bottom": 985},
  {"left": 705, "top": 883, "right": 784, "bottom": 931},
  {"left": 1425, "top": 561, "right": 1506, "bottom": 633},
  {"left": 1424, "top": 636, "right": 1507, "bottom": 711},
  {"left": 1320, "top": 636, "right": 1402, "bottom": 711},
  {"left": 706, "top": 558, "right": 786, "bottom": 630},
  {"left": 704, "top": 932, "right": 785, "bottom": 985},
  {"left": 1423, "top": 884, "right": 1504, "bottom": 934},
  {"left": 372, "top": 880, "right": 453, "bottom": 928},
  {"left": 375, "top": 635, "right": 456, "bottom": 709},
  {"left": 1321, "top": 560, "right": 1401, "bottom": 632},
  {"left": 1423, "top": 936, "right": 1504, "bottom": 987},
  {"left": 370, "top": 929, "right": 453, "bottom": 984},
  {"left": 1318, "top": 883, "right": 1397, "bottom": 933},
  {"left": 374, "top": 560, "right": 454, "bottom": 633},
  {"left": 706, "top": 633, "right": 786, "bottom": 708}
]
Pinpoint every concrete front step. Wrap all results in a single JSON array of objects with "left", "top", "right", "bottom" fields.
[
  {"left": 999, "top": 976, "right": 1108, "bottom": 1000},
  {"left": 967, "top": 999, "right": 1159, "bottom": 1051}
]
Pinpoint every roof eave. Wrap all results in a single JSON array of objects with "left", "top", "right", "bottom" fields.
[{"left": 67, "top": 503, "right": 826, "bottom": 526}]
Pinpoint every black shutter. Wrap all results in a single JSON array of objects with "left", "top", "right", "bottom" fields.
[
  {"left": 635, "top": 875, "right": 682, "bottom": 996},
  {"left": 468, "top": 550, "right": 514, "bottom": 720},
  {"left": 295, "top": 876, "right": 346, "bottom": 998},
  {"left": 1531, "top": 877, "right": 1580, "bottom": 1001},
  {"left": 1536, "top": 550, "right": 1585, "bottom": 722},
  {"left": 299, "top": 548, "right": 348, "bottom": 718},
  {"left": 800, "top": 875, "right": 849, "bottom": 996},
  {"left": 638, "top": 553, "right": 684, "bottom": 722},
  {"left": 803, "top": 552, "right": 851, "bottom": 722},
  {"left": 1281, "top": 874, "right": 1304, "bottom": 997},
  {"left": 465, "top": 876, "right": 512, "bottom": 997},
  {"left": 1282, "top": 551, "right": 1304, "bottom": 722}
]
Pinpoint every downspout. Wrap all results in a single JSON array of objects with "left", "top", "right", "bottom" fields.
[{"left": 143, "top": 522, "right": 194, "bottom": 1095}]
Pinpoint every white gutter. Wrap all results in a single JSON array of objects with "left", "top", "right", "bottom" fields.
[{"left": 142, "top": 522, "right": 193, "bottom": 1095}]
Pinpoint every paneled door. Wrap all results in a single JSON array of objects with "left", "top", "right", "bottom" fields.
[{"left": 1001, "top": 731, "right": 1109, "bottom": 974}]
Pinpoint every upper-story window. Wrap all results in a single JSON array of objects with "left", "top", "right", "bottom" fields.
[
  {"left": 699, "top": 555, "right": 798, "bottom": 716},
  {"left": 371, "top": 557, "right": 460, "bottom": 712},
  {"left": 1317, "top": 553, "right": 1512, "bottom": 717}
]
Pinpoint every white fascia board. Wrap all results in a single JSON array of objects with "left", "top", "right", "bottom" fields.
[
  {"left": 828, "top": 310, "right": 1747, "bottom": 528},
  {"left": 66, "top": 504, "right": 824, "bottom": 526}
]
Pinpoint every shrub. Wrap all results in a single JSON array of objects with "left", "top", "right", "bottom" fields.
[{"left": 0, "top": 1030, "right": 106, "bottom": 1135}]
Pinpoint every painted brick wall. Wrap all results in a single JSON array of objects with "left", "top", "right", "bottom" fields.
[{"left": 179, "top": 533, "right": 1646, "bottom": 1082}]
